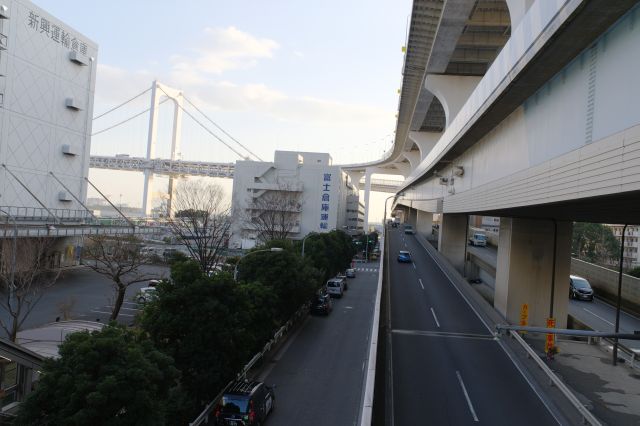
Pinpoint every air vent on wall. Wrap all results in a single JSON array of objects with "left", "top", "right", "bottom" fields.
[
  {"left": 65, "top": 98, "right": 82, "bottom": 110},
  {"left": 62, "top": 144, "right": 79, "bottom": 156},
  {"left": 0, "top": 5, "right": 9, "bottom": 19},
  {"left": 68, "top": 51, "right": 88, "bottom": 66},
  {"left": 58, "top": 191, "right": 72, "bottom": 202}
]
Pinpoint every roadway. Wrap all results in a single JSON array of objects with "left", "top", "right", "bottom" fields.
[
  {"left": 261, "top": 264, "right": 379, "bottom": 426},
  {"left": 387, "top": 227, "right": 559, "bottom": 425},
  {"left": 569, "top": 298, "right": 640, "bottom": 351}
]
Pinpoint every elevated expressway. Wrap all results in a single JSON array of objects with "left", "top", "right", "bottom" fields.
[{"left": 354, "top": 1, "right": 640, "bottom": 424}]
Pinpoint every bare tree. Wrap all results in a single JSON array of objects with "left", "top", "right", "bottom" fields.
[
  {"left": 82, "top": 235, "right": 158, "bottom": 320},
  {"left": 168, "top": 180, "right": 231, "bottom": 273},
  {"left": 245, "top": 188, "right": 302, "bottom": 243},
  {"left": 0, "top": 238, "right": 60, "bottom": 341}
]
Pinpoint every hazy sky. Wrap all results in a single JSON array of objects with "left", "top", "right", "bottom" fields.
[{"left": 33, "top": 0, "right": 411, "bottom": 222}]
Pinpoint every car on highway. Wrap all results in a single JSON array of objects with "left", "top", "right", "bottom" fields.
[
  {"left": 326, "top": 278, "right": 345, "bottom": 298},
  {"left": 336, "top": 273, "right": 348, "bottom": 290},
  {"left": 136, "top": 287, "right": 157, "bottom": 303},
  {"left": 468, "top": 233, "right": 487, "bottom": 247},
  {"left": 397, "top": 250, "right": 412, "bottom": 263},
  {"left": 215, "top": 380, "right": 275, "bottom": 426},
  {"left": 403, "top": 224, "right": 415, "bottom": 234},
  {"left": 569, "top": 275, "right": 594, "bottom": 301},
  {"left": 346, "top": 268, "right": 356, "bottom": 278},
  {"left": 310, "top": 290, "right": 333, "bottom": 315}
]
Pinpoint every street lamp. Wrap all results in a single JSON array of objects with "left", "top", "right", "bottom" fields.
[
  {"left": 383, "top": 192, "right": 405, "bottom": 227},
  {"left": 234, "top": 247, "right": 284, "bottom": 281},
  {"left": 301, "top": 234, "right": 313, "bottom": 257}
]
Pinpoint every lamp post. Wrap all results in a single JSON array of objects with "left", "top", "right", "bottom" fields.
[
  {"left": 234, "top": 247, "right": 284, "bottom": 281},
  {"left": 383, "top": 192, "right": 405, "bottom": 228},
  {"left": 301, "top": 234, "right": 313, "bottom": 257},
  {"left": 0, "top": 208, "right": 17, "bottom": 291}
]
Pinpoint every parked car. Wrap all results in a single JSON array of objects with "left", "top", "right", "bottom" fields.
[
  {"left": 403, "top": 224, "right": 415, "bottom": 234},
  {"left": 569, "top": 275, "right": 594, "bottom": 301},
  {"left": 468, "top": 233, "right": 487, "bottom": 247},
  {"left": 397, "top": 251, "right": 412, "bottom": 263},
  {"left": 136, "top": 287, "right": 157, "bottom": 303},
  {"left": 326, "top": 278, "right": 345, "bottom": 298},
  {"left": 346, "top": 268, "right": 356, "bottom": 278},
  {"left": 215, "top": 380, "right": 275, "bottom": 426},
  {"left": 310, "top": 290, "right": 333, "bottom": 315},
  {"left": 147, "top": 279, "right": 161, "bottom": 288},
  {"left": 335, "top": 275, "right": 348, "bottom": 290}
]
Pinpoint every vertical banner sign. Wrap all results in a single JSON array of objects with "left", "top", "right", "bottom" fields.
[
  {"left": 545, "top": 317, "right": 556, "bottom": 353},
  {"left": 319, "top": 173, "right": 332, "bottom": 231},
  {"left": 519, "top": 304, "right": 529, "bottom": 334}
]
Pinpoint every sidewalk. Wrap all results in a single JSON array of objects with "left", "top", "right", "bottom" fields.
[{"left": 527, "top": 337, "right": 640, "bottom": 425}]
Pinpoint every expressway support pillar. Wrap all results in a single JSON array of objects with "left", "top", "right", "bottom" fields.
[
  {"left": 363, "top": 168, "right": 373, "bottom": 232},
  {"left": 494, "top": 218, "right": 572, "bottom": 328},
  {"left": 438, "top": 213, "right": 467, "bottom": 274},
  {"left": 416, "top": 210, "right": 433, "bottom": 239}
]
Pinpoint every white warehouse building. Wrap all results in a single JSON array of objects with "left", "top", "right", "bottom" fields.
[
  {"left": 231, "top": 151, "right": 360, "bottom": 249},
  {"left": 0, "top": 0, "right": 97, "bottom": 217}
]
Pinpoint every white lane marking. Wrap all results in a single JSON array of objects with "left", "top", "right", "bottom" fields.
[
  {"left": 90, "top": 310, "right": 134, "bottom": 317},
  {"left": 404, "top": 243, "right": 407, "bottom": 248},
  {"left": 412, "top": 262, "right": 416, "bottom": 270},
  {"left": 456, "top": 371, "right": 479, "bottom": 422},
  {"left": 583, "top": 308, "right": 615, "bottom": 327},
  {"left": 415, "top": 235, "right": 561, "bottom": 425},
  {"left": 119, "top": 307, "right": 140, "bottom": 311},
  {"left": 418, "top": 278, "right": 424, "bottom": 290},
  {"left": 430, "top": 308, "right": 440, "bottom": 328}
]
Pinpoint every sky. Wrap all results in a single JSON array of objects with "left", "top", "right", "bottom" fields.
[{"left": 33, "top": 0, "right": 412, "bottom": 223}]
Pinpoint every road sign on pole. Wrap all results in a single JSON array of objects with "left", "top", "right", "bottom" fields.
[{"left": 545, "top": 317, "right": 556, "bottom": 353}]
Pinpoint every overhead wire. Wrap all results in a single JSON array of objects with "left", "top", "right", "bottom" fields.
[
  {"left": 156, "top": 86, "right": 246, "bottom": 160},
  {"left": 93, "top": 87, "right": 152, "bottom": 120},
  {"left": 91, "top": 97, "right": 171, "bottom": 137},
  {"left": 183, "top": 95, "right": 263, "bottom": 161}
]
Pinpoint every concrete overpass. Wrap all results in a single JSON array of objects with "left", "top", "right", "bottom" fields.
[{"left": 345, "top": 0, "right": 640, "bottom": 330}]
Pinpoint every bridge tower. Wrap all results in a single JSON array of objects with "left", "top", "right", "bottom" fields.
[{"left": 142, "top": 81, "right": 184, "bottom": 217}]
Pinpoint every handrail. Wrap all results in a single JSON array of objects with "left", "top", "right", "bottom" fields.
[{"left": 509, "top": 331, "right": 602, "bottom": 426}]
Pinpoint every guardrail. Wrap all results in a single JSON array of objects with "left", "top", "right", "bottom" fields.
[
  {"left": 508, "top": 331, "right": 602, "bottom": 426},
  {"left": 189, "top": 302, "right": 310, "bottom": 426}
]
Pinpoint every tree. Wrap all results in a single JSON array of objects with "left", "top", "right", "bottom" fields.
[
  {"left": 628, "top": 266, "right": 640, "bottom": 278},
  {"left": 236, "top": 240, "right": 322, "bottom": 320},
  {"left": 572, "top": 223, "right": 620, "bottom": 265},
  {"left": 82, "top": 235, "right": 158, "bottom": 320},
  {"left": 243, "top": 186, "right": 302, "bottom": 243},
  {"left": 14, "top": 324, "right": 179, "bottom": 426},
  {"left": 139, "top": 266, "right": 259, "bottom": 421},
  {"left": 0, "top": 237, "right": 59, "bottom": 341},
  {"left": 168, "top": 180, "right": 231, "bottom": 274},
  {"left": 299, "top": 231, "right": 357, "bottom": 281}
]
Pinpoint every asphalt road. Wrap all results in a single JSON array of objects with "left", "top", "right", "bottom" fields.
[
  {"left": 569, "top": 297, "right": 640, "bottom": 350},
  {"left": 261, "top": 265, "right": 379, "bottom": 426},
  {"left": 7, "top": 264, "right": 169, "bottom": 331},
  {"left": 388, "top": 228, "right": 559, "bottom": 426}
]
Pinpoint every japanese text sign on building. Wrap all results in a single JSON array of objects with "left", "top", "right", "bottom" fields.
[
  {"left": 27, "top": 10, "right": 88, "bottom": 55},
  {"left": 545, "top": 317, "right": 556, "bottom": 353},
  {"left": 519, "top": 303, "right": 529, "bottom": 335},
  {"left": 319, "top": 172, "right": 332, "bottom": 230}
]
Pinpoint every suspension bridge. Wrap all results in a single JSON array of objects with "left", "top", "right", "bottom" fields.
[{"left": 89, "top": 81, "right": 400, "bottom": 215}]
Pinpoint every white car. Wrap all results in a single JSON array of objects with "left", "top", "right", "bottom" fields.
[
  {"left": 136, "top": 287, "right": 157, "bottom": 303},
  {"left": 326, "top": 278, "right": 345, "bottom": 298}
]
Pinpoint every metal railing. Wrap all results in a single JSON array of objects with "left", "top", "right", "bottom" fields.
[
  {"left": 0, "top": 206, "right": 92, "bottom": 222},
  {"left": 189, "top": 302, "right": 310, "bottom": 425}
]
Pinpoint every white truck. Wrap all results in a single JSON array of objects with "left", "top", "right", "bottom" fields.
[{"left": 468, "top": 232, "right": 487, "bottom": 247}]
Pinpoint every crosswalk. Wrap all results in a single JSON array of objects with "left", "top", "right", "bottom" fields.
[{"left": 355, "top": 267, "right": 378, "bottom": 273}]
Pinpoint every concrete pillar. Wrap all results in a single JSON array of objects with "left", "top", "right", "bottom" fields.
[
  {"left": 403, "top": 151, "right": 421, "bottom": 171},
  {"left": 409, "top": 131, "right": 441, "bottom": 160},
  {"left": 142, "top": 81, "right": 160, "bottom": 217},
  {"left": 425, "top": 75, "right": 482, "bottom": 128},
  {"left": 438, "top": 213, "right": 467, "bottom": 274},
  {"left": 407, "top": 207, "right": 418, "bottom": 227},
  {"left": 363, "top": 168, "right": 372, "bottom": 231},
  {"left": 506, "top": 0, "right": 534, "bottom": 31},
  {"left": 416, "top": 210, "right": 433, "bottom": 238},
  {"left": 494, "top": 218, "right": 572, "bottom": 328},
  {"left": 167, "top": 90, "right": 184, "bottom": 217}
]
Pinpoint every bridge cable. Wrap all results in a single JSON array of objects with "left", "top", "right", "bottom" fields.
[
  {"left": 156, "top": 86, "right": 246, "bottom": 160},
  {"left": 93, "top": 87, "right": 152, "bottom": 121},
  {"left": 183, "top": 95, "right": 263, "bottom": 161},
  {"left": 91, "top": 97, "right": 171, "bottom": 137}
]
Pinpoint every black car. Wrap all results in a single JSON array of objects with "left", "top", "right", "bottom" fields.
[
  {"left": 569, "top": 275, "right": 594, "bottom": 301},
  {"left": 215, "top": 380, "right": 275, "bottom": 426},
  {"left": 310, "top": 291, "right": 333, "bottom": 315}
]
